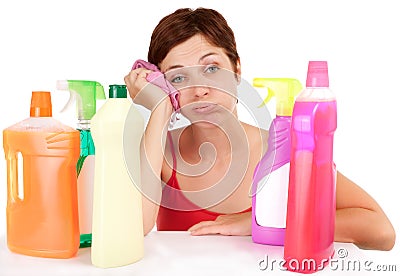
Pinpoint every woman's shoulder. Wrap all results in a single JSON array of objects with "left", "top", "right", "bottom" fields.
[
  {"left": 240, "top": 121, "right": 268, "bottom": 140},
  {"left": 240, "top": 121, "right": 269, "bottom": 155}
]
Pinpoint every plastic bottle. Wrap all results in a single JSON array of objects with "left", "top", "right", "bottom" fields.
[
  {"left": 284, "top": 61, "right": 337, "bottom": 273},
  {"left": 56, "top": 80, "right": 105, "bottom": 248},
  {"left": 3, "top": 91, "right": 80, "bottom": 258},
  {"left": 251, "top": 78, "right": 302, "bottom": 246},
  {"left": 91, "top": 84, "right": 144, "bottom": 268}
]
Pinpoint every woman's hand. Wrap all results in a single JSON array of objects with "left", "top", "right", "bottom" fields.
[
  {"left": 188, "top": 211, "right": 251, "bottom": 236},
  {"left": 124, "top": 68, "right": 171, "bottom": 111}
]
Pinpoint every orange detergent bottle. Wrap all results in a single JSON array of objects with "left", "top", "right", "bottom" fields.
[{"left": 3, "top": 91, "right": 80, "bottom": 258}]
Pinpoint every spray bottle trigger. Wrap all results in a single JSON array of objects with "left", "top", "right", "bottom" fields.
[
  {"left": 56, "top": 80, "right": 74, "bottom": 113},
  {"left": 253, "top": 78, "right": 276, "bottom": 108},
  {"left": 59, "top": 90, "right": 77, "bottom": 113},
  {"left": 258, "top": 87, "right": 275, "bottom": 108}
]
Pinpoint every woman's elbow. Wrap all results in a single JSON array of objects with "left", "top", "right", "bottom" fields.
[
  {"left": 377, "top": 223, "right": 396, "bottom": 251},
  {"left": 143, "top": 226, "right": 153, "bottom": 236},
  {"left": 373, "top": 210, "right": 396, "bottom": 251},
  {"left": 355, "top": 215, "right": 396, "bottom": 251},
  {"left": 143, "top": 220, "right": 156, "bottom": 236}
]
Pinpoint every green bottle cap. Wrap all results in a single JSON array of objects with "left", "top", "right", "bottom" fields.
[{"left": 109, "top": 84, "right": 127, "bottom": 98}]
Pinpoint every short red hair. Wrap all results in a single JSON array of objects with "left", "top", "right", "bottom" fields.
[{"left": 148, "top": 8, "right": 240, "bottom": 72}]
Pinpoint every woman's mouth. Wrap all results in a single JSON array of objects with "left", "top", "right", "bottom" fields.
[{"left": 192, "top": 103, "right": 217, "bottom": 114}]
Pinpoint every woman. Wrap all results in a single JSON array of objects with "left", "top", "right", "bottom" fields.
[{"left": 124, "top": 8, "right": 395, "bottom": 250}]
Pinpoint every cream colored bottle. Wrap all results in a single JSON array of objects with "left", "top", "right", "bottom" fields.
[{"left": 91, "top": 84, "right": 144, "bottom": 268}]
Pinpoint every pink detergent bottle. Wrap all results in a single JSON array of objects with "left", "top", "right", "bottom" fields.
[{"left": 284, "top": 61, "right": 337, "bottom": 273}]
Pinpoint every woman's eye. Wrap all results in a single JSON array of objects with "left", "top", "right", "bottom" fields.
[
  {"left": 171, "top": 75, "right": 185, "bottom": 83},
  {"left": 205, "top": 65, "right": 219, "bottom": 74}
]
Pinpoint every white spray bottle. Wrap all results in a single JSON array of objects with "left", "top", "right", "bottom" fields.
[{"left": 56, "top": 80, "right": 106, "bottom": 248}]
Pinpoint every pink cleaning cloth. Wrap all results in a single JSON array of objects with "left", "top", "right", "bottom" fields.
[{"left": 132, "top": 59, "right": 180, "bottom": 111}]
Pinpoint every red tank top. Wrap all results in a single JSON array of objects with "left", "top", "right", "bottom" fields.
[{"left": 156, "top": 132, "right": 251, "bottom": 231}]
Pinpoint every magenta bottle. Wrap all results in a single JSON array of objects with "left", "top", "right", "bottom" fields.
[
  {"left": 251, "top": 78, "right": 302, "bottom": 246},
  {"left": 284, "top": 61, "right": 337, "bottom": 273}
]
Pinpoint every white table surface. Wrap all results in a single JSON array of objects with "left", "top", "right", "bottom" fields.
[{"left": 0, "top": 231, "right": 390, "bottom": 276}]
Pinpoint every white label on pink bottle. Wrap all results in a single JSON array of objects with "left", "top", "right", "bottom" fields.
[{"left": 255, "top": 162, "right": 290, "bottom": 228}]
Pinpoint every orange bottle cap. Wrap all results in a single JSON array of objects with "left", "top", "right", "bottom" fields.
[{"left": 30, "top": 91, "right": 52, "bottom": 117}]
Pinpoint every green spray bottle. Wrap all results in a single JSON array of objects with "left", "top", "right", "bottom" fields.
[{"left": 56, "top": 80, "right": 106, "bottom": 248}]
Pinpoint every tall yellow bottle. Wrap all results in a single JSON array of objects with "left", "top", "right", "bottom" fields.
[{"left": 91, "top": 85, "right": 144, "bottom": 268}]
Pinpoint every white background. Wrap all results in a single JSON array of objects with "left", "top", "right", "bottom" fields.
[{"left": 0, "top": 0, "right": 399, "bottom": 271}]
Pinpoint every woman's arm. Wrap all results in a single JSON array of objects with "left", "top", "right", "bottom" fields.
[
  {"left": 140, "top": 101, "right": 172, "bottom": 235},
  {"left": 335, "top": 171, "right": 395, "bottom": 250},
  {"left": 190, "top": 171, "right": 396, "bottom": 251}
]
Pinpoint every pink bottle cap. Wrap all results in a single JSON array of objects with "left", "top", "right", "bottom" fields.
[{"left": 306, "top": 61, "right": 329, "bottom": 88}]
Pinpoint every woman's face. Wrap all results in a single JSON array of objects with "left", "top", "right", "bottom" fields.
[{"left": 160, "top": 34, "right": 241, "bottom": 126}]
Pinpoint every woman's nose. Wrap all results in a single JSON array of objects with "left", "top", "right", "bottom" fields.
[{"left": 193, "top": 85, "right": 210, "bottom": 98}]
